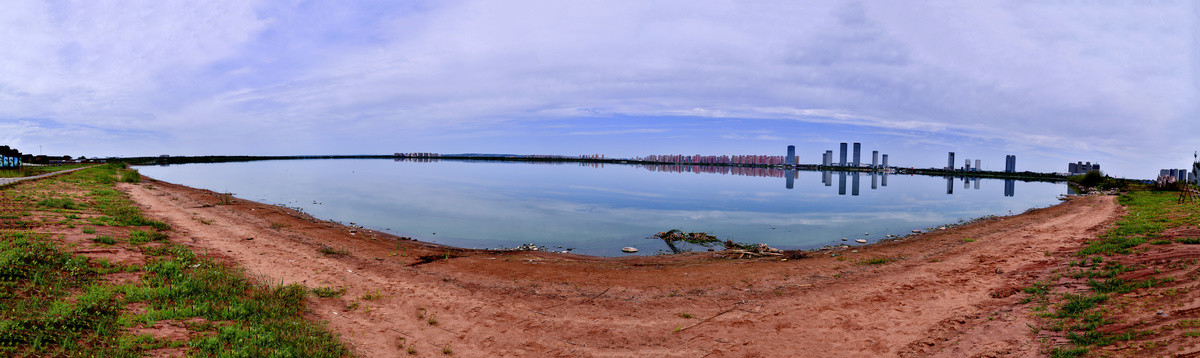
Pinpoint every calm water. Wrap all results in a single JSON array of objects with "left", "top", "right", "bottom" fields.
[{"left": 137, "top": 159, "right": 1068, "bottom": 256}]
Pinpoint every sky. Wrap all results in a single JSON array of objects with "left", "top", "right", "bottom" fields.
[{"left": 0, "top": 1, "right": 1197, "bottom": 178}]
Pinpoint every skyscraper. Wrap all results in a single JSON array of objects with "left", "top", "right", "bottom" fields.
[
  {"left": 947, "top": 152, "right": 955, "bottom": 171},
  {"left": 839, "top": 143, "right": 848, "bottom": 166},
  {"left": 852, "top": 143, "right": 861, "bottom": 167},
  {"left": 786, "top": 145, "right": 795, "bottom": 166},
  {"left": 872, "top": 151, "right": 879, "bottom": 169}
]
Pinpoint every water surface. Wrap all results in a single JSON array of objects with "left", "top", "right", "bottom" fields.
[{"left": 137, "top": 159, "right": 1067, "bottom": 256}]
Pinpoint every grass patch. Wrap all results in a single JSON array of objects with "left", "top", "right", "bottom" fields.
[
  {"left": 37, "top": 197, "right": 82, "bottom": 210},
  {"left": 1178, "top": 238, "right": 1200, "bottom": 245},
  {"left": 311, "top": 287, "right": 346, "bottom": 298},
  {"left": 0, "top": 164, "right": 349, "bottom": 357},
  {"left": 857, "top": 257, "right": 893, "bottom": 265},
  {"left": 91, "top": 235, "right": 117, "bottom": 245},
  {"left": 317, "top": 246, "right": 349, "bottom": 257},
  {"left": 127, "top": 230, "right": 169, "bottom": 244}
]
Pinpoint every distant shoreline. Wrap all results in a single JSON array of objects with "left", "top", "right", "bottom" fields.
[{"left": 120, "top": 154, "right": 1067, "bottom": 182}]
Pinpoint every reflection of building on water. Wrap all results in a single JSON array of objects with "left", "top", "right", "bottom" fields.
[
  {"left": 636, "top": 164, "right": 795, "bottom": 178},
  {"left": 946, "top": 177, "right": 953, "bottom": 194},
  {"left": 871, "top": 172, "right": 877, "bottom": 190},
  {"left": 851, "top": 172, "right": 860, "bottom": 196},
  {"left": 839, "top": 172, "right": 847, "bottom": 195},
  {"left": 786, "top": 172, "right": 794, "bottom": 189},
  {"left": 1004, "top": 179, "right": 1015, "bottom": 197},
  {"left": 823, "top": 171, "right": 832, "bottom": 187}
]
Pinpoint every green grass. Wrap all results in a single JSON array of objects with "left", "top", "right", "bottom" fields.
[
  {"left": 310, "top": 287, "right": 346, "bottom": 298},
  {"left": 37, "top": 197, "right": 82, "bottom": 210},
  {"left": 127, "top": 230, "right": 169, "bottom": 245},
  {"left": 1078, "top": 191, "right": 1200, "bottom": 256},
  {"left": 0, "top": 164, "right": 350, "bottom": 356},
  {"left": 91, "top": 235, "right": 117, "bottom": 245}
]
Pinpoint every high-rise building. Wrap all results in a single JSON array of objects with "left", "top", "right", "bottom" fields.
[
  {"left": 839, "top": 143, "right": 848, "bottom": 166},
  {"left": 965, "top": 159, "right": 971, "bottom": 171},
  {"left": 824, "top": 150, "right": 833, "bottom": 166},
  {"left": 947, "top": 152, "right": 955, "bottom": 171},
  {"left": 786, "top": 145, "right": 795, "bottom": 166},
  {"left": 852, "top": 143, "right": 861, "bottom": 167},
  {"left": 872, "top": 151, "right": 879, "bottom": 169},
  {"left": 882, "top": 154, "right": 889, "bottom": 168},
  {"left": 1005, "top": 155, "right": 1017, "bottom": 173}
]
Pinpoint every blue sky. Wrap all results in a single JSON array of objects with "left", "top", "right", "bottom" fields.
[{"left": 1, "top": 1, "right": 1197, "bottom": 178}]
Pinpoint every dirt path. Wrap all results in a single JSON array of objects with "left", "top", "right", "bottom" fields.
[{"left": 121, "top": 179, "right": 1120, "bottom": 357}]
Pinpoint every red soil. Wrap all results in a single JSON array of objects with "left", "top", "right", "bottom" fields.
[{"left": 120, "top": 179, "right": 1121, "bottom": 357}]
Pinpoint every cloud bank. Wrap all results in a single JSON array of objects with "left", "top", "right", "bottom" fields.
[{"left": 0, "top": 0, "right": 1195, "bottom": 176}]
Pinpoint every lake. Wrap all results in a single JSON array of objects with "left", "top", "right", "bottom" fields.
[{"left": 136, "top": 159, "right": 1069, "bottom": 256}]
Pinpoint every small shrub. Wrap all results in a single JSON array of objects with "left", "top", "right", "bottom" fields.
[
  {"left": 92, "top": 235, "right": 117, "bottom": 245},
  {"left": 82, "top": 227, "right": 96, "bottom": 234}
]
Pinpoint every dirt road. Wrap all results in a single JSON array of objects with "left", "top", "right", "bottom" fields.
[{"left": 122, "top": 179, "right": 1120, "bottom": 357}]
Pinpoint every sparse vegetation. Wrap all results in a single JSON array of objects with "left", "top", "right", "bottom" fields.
[
  {"left": 318, "top": 245, "right": 349, "bottom": 257},
  {"left": 0, "top": 163, "right": 349, "bottom": 356},
  {"left": 311, "top": 287, "right": 347, "bottom": 298}
]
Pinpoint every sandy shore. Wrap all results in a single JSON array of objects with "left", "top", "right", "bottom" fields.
[{"left": 120, "top": 178, "right": 1121, "bottom": 357}]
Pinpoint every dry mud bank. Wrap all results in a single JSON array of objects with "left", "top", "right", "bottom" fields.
[{"left": 122, "top": 178, "right": 1120, "bottom": 357}]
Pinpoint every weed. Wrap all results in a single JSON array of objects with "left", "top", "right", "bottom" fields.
[
  {"left": 311, "top": 287, "right": 347, "bottom": 298},
  {"left": 128, "top": 230, "right": 169, "bottom": 244},
  {"left": 360, "top": 291, "right": 383, "bottom": 301},
  {"left": 1184, "top": 331, "right": 1200, "bottom": 337},
  {"left": 1056, "top": 293, "right": 1108, "bottom": 318},
  {"left": 318, "top": 246, "right": 349, "bottom": 257},
  {"left": 1049, "top": 346, "right": 1088, "bottom": 357},
  {"left": 1179, "top": 238, "right": 1200, "bottom": 244},
  {"left": 92, "top": 235, "right": 117, "bottom": 245},
  {"left": 442, "top": 344, "right": 452, "bottom": 355},
  {"left": 857, "top": 257, "right": 892, "bottom": 265},
  {"left": 270, "top": 222, "right": 289, "bottom": 230},
  {"left": 407, "top": 344, "right": 417, "bottom": 355},
  {"left": 427, "top": 315, "right": 438, "bottom": 326},
  {"left": 962, "top": 238, "right": 976, "bottom": 243},
  {"left": 82, "top": 227, "right": 96, "bottom": 234},
  {"left": 119, "top": 169, "right": 141, "bottom": 183},
  {"left": 38, "top": 197, "right": 82, "bottom": 210}
]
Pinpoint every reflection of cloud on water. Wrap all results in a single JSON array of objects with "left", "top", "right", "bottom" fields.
[{"left": 564, "top": 185, "right": 666, "bottom": 198}]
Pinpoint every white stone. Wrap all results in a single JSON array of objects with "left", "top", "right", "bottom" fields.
[{"left": 621, "top": 247, "right": 639, "bottom": 253}]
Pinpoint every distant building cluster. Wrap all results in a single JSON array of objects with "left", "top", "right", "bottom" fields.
[
  {"left": 1159, "top": 169, "right": 1193, "bottom": 184},
  {"left": 638, "top": 154, "right": 794, "bottom": 165},
  {"left": 822, "top": 142, "right": 888, "bottom": 169},
  {"left": 0, "top": 145, "right": 80, "bottom": 167},
  {"left": 395, "top": 152, "right": 440, "bottom": 157},
  {"left": 0, "top": 145, "right": 22, "bottom": 168},
  {"left": 579, "top": 154, "right": 606, "bottom": 160},
  {"left": 1068, "top": 161, "right": 1100, "bottom": 175}
]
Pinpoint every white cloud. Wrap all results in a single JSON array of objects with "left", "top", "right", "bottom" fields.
[{"left": 0, "top": 0, "right": 1195, "bottom": 176}]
